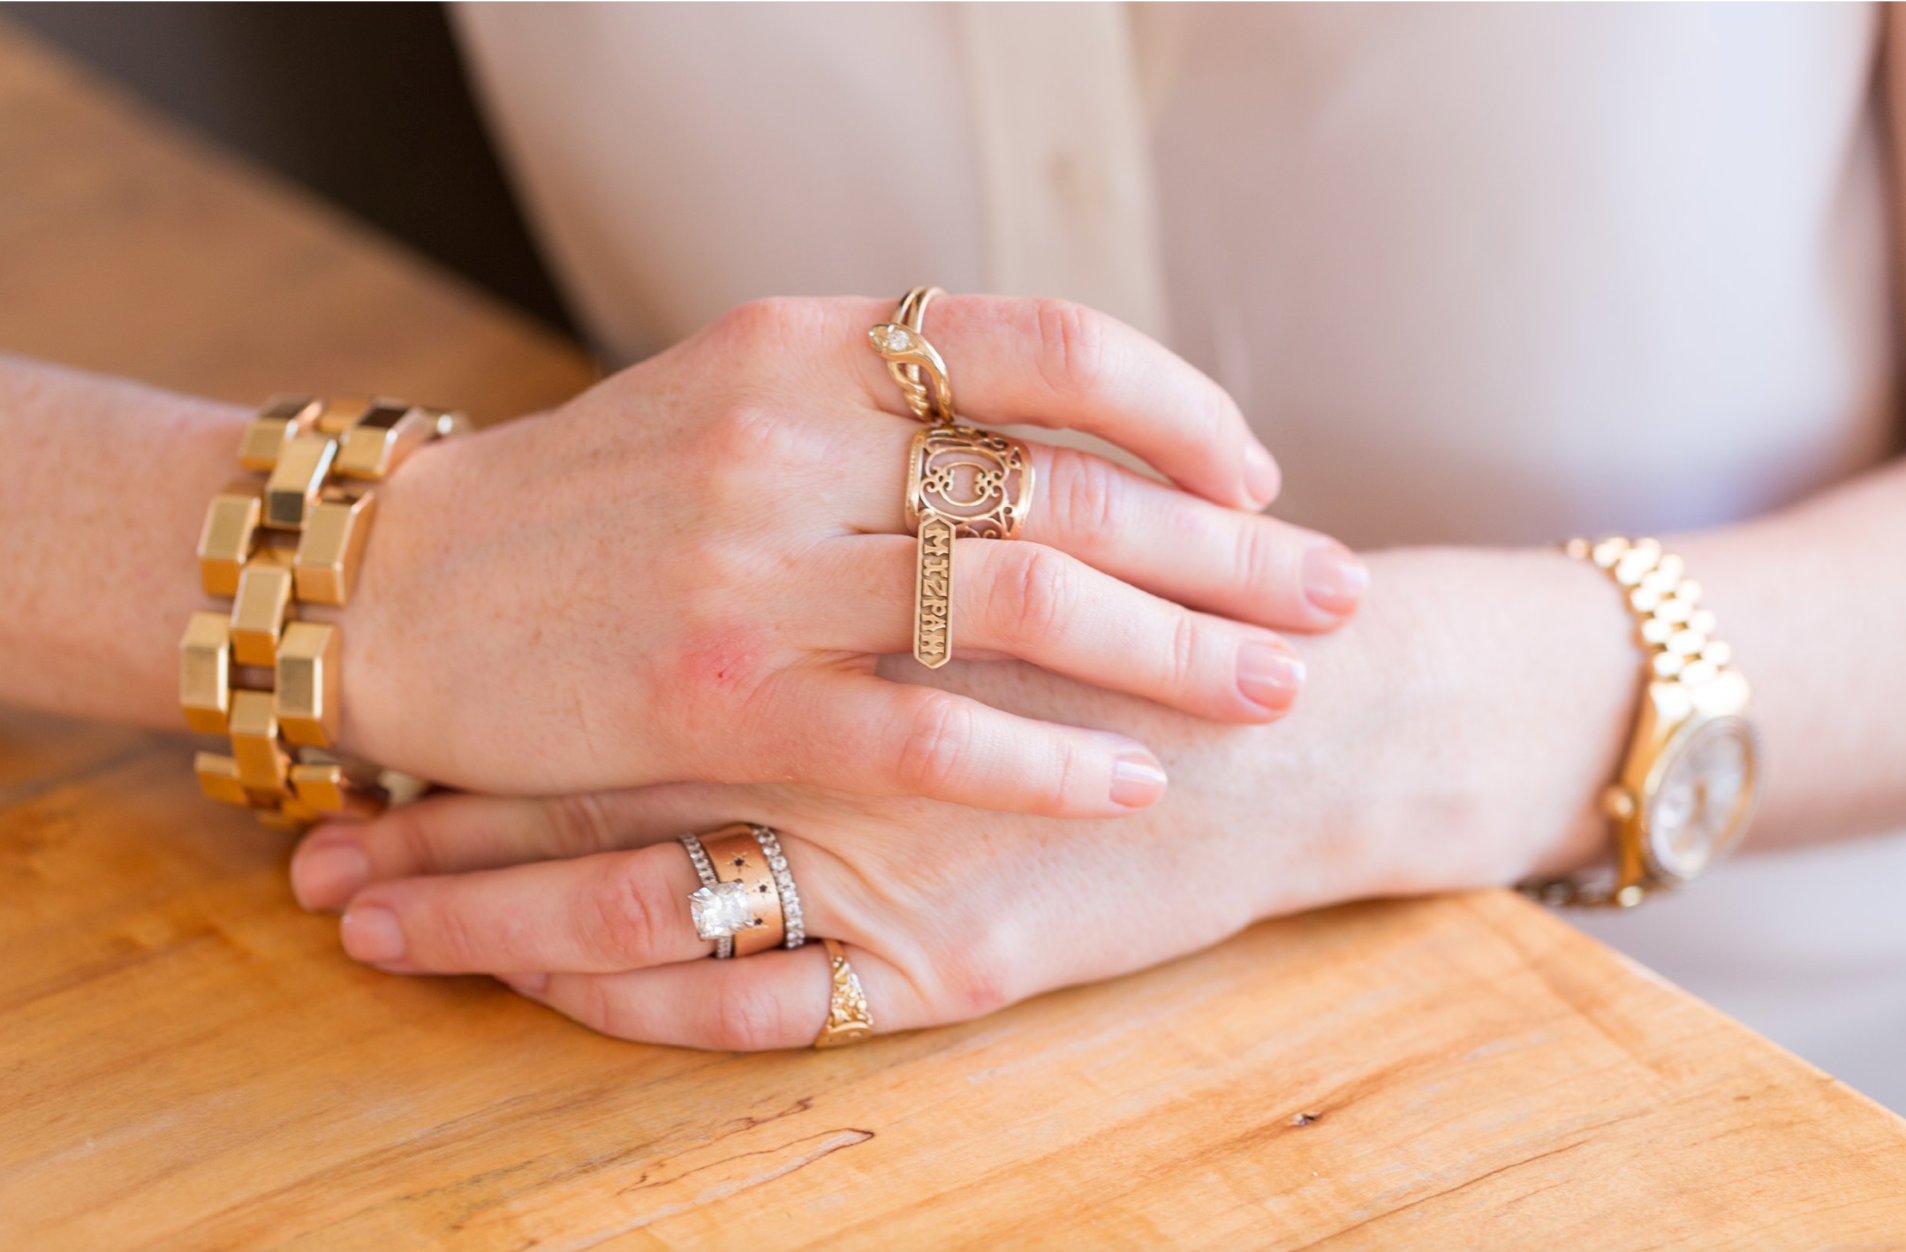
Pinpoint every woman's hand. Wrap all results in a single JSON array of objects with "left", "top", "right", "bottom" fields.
[
  {"left": 336, "top": 296, "right": 1368, "bottom": 816},
  {"left": 289, "top": 547, "right": 1646, "bottom": 1051}
]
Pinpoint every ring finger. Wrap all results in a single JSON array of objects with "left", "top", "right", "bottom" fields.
[{"left": 332, "top": 825, "right": 840, "bottom": 978}]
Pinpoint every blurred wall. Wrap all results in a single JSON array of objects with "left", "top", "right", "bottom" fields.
[{"left": 2, "top": 2, "right": 574, "bottom": 333}]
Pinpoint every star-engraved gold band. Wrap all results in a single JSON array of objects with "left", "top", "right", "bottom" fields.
[
  {"left": 683, "top": 824, "right": 809, "bottom": 959},
  {"left": 180, "top": 393, "right": 460, "bottom": 828},
  {"left": 869, "top": 285, "right": 955, "bottom": 425},
  {"left": 813, "top": 938, "right": 875, "bottom": 1049},
  {"left": 905, "top": 424, "right": 1035, "bottom": 668}
]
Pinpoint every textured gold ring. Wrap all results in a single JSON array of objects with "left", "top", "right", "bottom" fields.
[
  {"left": 905, "top": 424, "right": 1035, "bottom": 668},
  {"left": 682, "top": 824, "right": 807, "bottom": 959},
  {"left": 869, "top": 286, "right": 955, "bottom": 425},
  {"left": 813, "top": 938, "right": 875, "bottom": 1049}
]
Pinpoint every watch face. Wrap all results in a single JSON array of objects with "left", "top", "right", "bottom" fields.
[{"left": 1642, "top": 716, "right": 1759, "bottom": 883}]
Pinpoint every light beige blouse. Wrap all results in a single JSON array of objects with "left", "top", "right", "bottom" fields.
[{"left": 454, "top": 3, "right": 1906, "bottom": 1107}]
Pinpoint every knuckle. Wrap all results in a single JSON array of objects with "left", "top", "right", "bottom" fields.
[
  {"left": 1049, "top": 448, "right": 1121, "bottom": 544},
  {"left": 891, "top": 689, "right": 978, "bottom": 797},
  {"left": 933, "top": 924, "right": 1018, "bottom": 1019},
  {"left": 585, "top": 859, "right": 666, "bottom": 965},
  {"left": 380, "top": 805, "right": 441, "bottom": 876},
  {"left": 706, "top": 296, "right": 815, "bottom": 352},
  {"left": 1164, "top": 607, "right": 1204, "bottom": 695},
  {"left": 1232, "top": 518, "right": 1301, "bottom": 610},
  {"left": 707, "top": 975, "right": 792, "bottom": 1052},
  {"left": 1031, "top": 297, "right": 1113, "bottom": 402},
  {"left": 993, "top": 543, "right": 1078, "bottom": 643},
  {"left": 419, "top": 895, "right": 490, "bottom": 969},
  {"left": 576, "top": 975, "right": 624, "bottom": 1038},
  {"left": 696, "top": 400, "right": 808, "bottom": 481},
  {"left": 545, "top": 793, "right": 618, "bottom": 857}
]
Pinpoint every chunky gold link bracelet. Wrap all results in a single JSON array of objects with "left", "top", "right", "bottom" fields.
[{"left": 179, "top": 394, "right": 463, "bottom": 828}]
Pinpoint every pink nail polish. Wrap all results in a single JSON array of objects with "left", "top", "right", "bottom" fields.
[
  {"left": 291, "top": 841, "right": 369, "bottom": 912},
  {"left": 1108, "top": 752, "right": 1168, "bottom": 808},
  {"left": 1243, "top": 443, "right": 1280, "bottom": 507},
  {"left": 340, "top": 905, "right": 405, "bottom": 964},
  {"left": 1302, "top": 544, "right": 1369, "bottom": 616},
  {"left": 1237, "top": 641, "right": 1305, "bottom": 712}
]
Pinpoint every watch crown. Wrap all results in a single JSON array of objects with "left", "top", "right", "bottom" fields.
[{"left": 1602, "top": 785, "right": 1637, "bottom": 821}]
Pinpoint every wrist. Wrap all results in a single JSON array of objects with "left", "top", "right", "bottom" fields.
[
  {"left": 1310, "top": 546, "right": 1635, "bottom": 896},
  {"left": 315, "top": 420, "right": 471, "bottom": 779},
  {"left": 0, "top": 362, "right": 249, "bottom": 727}
]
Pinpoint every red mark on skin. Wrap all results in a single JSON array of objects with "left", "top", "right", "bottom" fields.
[{"left": 656, "top": 626, "right": 772, "bottom": 703}]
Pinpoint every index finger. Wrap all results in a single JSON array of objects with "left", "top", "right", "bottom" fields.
[{"left": 845, "top": 295, "right": 1279, "bottom": 511}]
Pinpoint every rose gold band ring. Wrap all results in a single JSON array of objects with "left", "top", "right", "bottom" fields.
[{"left": 681, "top": 823, "right": 807, "bottom": 959}]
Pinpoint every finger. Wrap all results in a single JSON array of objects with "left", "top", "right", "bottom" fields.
[
  {"left": 745, "top": 672, "right": 1167, "bottom": 816},
  {"left": 835, "top": 430, "right": 1366, "bottom": 630},
  {"left": 1024, "top": 444, "right": 1368, "bottom": 627},
  {"left": 508, "top": 941, "right": 920, "bottom": 1052},
  {"left": 290, "top": 786, "right": 734, "bottom": 912},
  {"left": 335, "top": 840, "right": 744, "bottom": 975},
  {"left": 839, "top": 295, "right": 1278, "bottom": 510},
  {"left": 813, "top": 536, "right": 1305, "bottom": 723}
]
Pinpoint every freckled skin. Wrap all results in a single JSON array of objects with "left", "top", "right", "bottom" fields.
[{"left": 2, "top": 296, "right": 1359, "bottom": 818}]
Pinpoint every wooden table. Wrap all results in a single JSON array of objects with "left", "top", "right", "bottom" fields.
[{"left": 3, "top": 22, "right": 1904, "bottom": 1249}]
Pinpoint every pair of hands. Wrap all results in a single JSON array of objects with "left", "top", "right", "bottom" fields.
[{"left": 295, "top": 294, "right": 1373, "bottom": 1048}]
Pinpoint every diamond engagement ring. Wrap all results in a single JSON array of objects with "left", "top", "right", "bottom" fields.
[{"left": 681, "top": 824, "right": 807, "bottom": 958}]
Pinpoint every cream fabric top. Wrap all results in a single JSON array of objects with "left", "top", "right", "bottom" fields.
[{"left": 454, "top": 4, "right": 1906, "bottom": 1107}]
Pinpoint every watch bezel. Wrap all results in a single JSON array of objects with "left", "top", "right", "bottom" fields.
[{"left": 1634, "top": 712, "right": 1762, "bottom": 886}]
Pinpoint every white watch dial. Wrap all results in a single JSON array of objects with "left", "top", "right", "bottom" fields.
[{"left": 1643, "top": 715, "right": 1759, "bottom": 883}]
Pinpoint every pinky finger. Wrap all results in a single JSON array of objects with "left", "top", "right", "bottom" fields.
[{"left": 506, "top": 942, "right": 918, "bottom": 1052}]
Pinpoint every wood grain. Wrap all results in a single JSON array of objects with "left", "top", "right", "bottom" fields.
[{"left": 2, "top": 20, "right": 1903, "bottom": 1250}]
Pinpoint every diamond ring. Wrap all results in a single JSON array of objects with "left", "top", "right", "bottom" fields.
[{"left": 681, "top": 824, "right": 807, "bottom": 959}]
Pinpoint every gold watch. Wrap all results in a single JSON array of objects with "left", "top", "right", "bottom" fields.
[{"left": 1520, "top": 537, "right": 1761, "bottom": 908}]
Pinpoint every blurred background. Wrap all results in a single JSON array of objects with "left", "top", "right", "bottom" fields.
[{"left": 2, "top": 2, "right": 575, "bottom": 334}]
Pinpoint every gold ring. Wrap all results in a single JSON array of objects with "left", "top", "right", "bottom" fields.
[
  {"left": 905, "top": 424, "right": 1035, "bottom": 668},
  {"left": 813, "top": 938, "right": 875, "bottom": 1049},
  {"left": 682, "top": 824, "right": 807, "bottom": 958},
  {"left": 869, "top": 286, "right": 955, "bottom": 425}
]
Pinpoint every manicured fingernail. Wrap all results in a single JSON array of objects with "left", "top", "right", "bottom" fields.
[
  {"left": 1108, "top": 751, "right": 1168, "bottom": 808},
  {"left": 500, "top": 971, "right": 548, "bottom": 996},
  {"left": 1303, "top": 543, "right": 1369, "bottom": 615},
  {"left": 340, "top": 905, "right": 405, "bottom": 964},
  {"left": 1237, "top": 641, "right": 1305, "bottom": 712},
  {"left": 1243, "top": 442, "right": 1280, "bottom": 507},
  {"left": 291, "top": 841, "right": 369, "bottom": 912}
]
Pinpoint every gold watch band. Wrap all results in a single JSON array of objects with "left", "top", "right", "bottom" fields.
[
  {"left": 1520, "top": 536, "right": 1737, "bottom": 908},
  {"left": 179, "top": 394, "right": 463, "bottom": 829}
]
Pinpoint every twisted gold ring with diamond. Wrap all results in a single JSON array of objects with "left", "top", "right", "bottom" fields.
[{"left": 869, "top": 286, "right": 955, "bottom": 425}]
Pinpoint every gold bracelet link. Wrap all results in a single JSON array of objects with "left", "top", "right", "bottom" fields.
[
  {"left": 1523, "top": 536, "right": 1740, "bottom": 908},
  {"left": 180, "top": 393, "right": 459, "bottom": 829}
]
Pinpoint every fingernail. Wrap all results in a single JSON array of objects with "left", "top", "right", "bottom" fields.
[
  {"left": 1237, "top": 641, "right": 1305, "bottom": 712},
  {"left": 500, "top": 971, "right": 549, "bottom": 996},
  {"left": 1108, "top": 751, "right": 1168, "bottom": 809},
  {"left": 1303, "top": 543, "right": 1370, "bottom": 616},
  {"left": 1243, "top": 442, "right": 1280, "bottom": 507},
  {"left": 291, "top": 841, "right": 369, "bottom": 912},
  {"left": 340, "top": 905, "right": 405, "bottom": 964}
]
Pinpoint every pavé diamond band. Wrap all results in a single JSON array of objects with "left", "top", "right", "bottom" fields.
[{"left": 682, "top": 823, "right": 808, "bottom": 958}]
